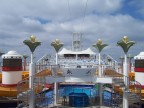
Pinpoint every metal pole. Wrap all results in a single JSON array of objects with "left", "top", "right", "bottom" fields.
[
  {"left": 98, "top": 52, "right": 103, "bottom": 106},
  {"left": 98, "top": 53, "right": 101, "bottom": 76},
  {"left": 29, "top": 53, "right": 35, "bottom": 108},
  {"left": 54, "top": 82, "right": 58, "bottom": 105},
  {"left": 123, "top": 54, "right": 128, "bottom": 108},
  {"left": 56, "top": 53, "right": 58, "bottom": 65},
  {"left": 54, "top": 52, "right": 58, "bottom": 105}
]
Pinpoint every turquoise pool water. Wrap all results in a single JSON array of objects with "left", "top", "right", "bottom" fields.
[
  {"left": 59, "top": 86, "right": 98, "bottom": 97},
  {"left": 39, "top": 84, "right": 113, "bottom": 107}
]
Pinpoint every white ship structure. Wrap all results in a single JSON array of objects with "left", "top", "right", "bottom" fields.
[{"left": 4, "top": 34, "right": 141, "bottom": 108}]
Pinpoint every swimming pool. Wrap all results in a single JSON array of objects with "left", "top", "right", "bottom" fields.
[
  {"left": 59, "top": 84, "right": 98, "bottom": 97},
  {"left": 38, "top": 84, "right": 114, "bottom": 107}
]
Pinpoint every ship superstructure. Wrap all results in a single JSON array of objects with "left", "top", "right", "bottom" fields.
[
  {"left": 16, "top": 35, "right": 142, "bottom": 108},
  {"left": 1, "top": 35, "right": 141, "bottom": 108}
]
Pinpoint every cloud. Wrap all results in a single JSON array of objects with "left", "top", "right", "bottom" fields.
[
  {"left": 0, "top": 0, "right": 143, "bottom": 62},
  {"left": 0, "top": 0, "right": 123, "bottom": 21},
  {"left": 87, "top": 0, "right": 123, "bottom": 14}
]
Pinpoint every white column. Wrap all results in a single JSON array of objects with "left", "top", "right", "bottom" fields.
[
  {"left": 54, "top": 53, "right": 58, "bottom": 105},
  {"left": 123, "top": 54, "right": 128, "bottom": 108},
  {"left": 54, "top": 82, "right": 58, "bottom": 105},
  {"left": 98, "top": 53, "right": 101, "bottom": 77},
  {"left": 101, "top": 65, "right": 104, "bottom": 75},
  {"left": 29, "top": 53, "right": 35, "bottom": 108},
  {"left": 98, "top": 52, "right": 103, "bottom": 105},
  {"left": 56, "top": 53, "right": 58, "bottom": 65}
]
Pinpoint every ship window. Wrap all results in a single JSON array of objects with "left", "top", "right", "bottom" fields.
[
  {"left": 3, "top": 59, "right": 22, "bottom": 67},
  {"left": 135, "top": 59, "right": 144, "bottom": 68}
]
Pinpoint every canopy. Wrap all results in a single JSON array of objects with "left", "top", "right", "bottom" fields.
[
  {"left": 80, "top": 48, "right": 96, "bottom": 55},
  {"left": 134, "top": 51, "right": 144, "bottom": 59},
  {"left": 58, "top": 48, "right": 74, "bottom": 55},
  {"left": 58, "top": 48, "right": 96, "bottom": 55}
]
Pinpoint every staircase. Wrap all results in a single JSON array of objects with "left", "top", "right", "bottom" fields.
[
  {"left": 17, "top": 71, "right": 48, "bottom": 108},
  {"left": 104, "top": 69, "right": 141, "bottom": 107},
  {"left": 16, "top": 56, "right": 57, "bottom": 108},
  {"left": 16, "top": 65, "right": 142, "bottom": 108}
]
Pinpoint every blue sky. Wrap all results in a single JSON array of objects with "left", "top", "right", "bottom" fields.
[{"left": 0, "top": 0, "right": 144, "bottom": 61}]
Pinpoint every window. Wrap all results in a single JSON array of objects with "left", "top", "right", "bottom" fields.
[
  {"left": 3, "top": 59, "right": 22, "bottom": 67},
  {"left": 135, "top": 59, "right": 144, "bottom": 68}
]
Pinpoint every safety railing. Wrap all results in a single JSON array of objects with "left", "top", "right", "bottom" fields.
[
  {"left": 104, "top": 68, "right": 141, "bottom": 106},
  {"left": 17, "top": 74, "right": 46, "bottom": 108},
  {"left": 16, "top": 65, "right": 142, "bottom": 108}
]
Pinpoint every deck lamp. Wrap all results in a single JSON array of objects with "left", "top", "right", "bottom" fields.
[
  {"left": 23, "top": 54, "right": 29, "bottom": 71},
  {"left": 117, "top": 36, "right": 135, "bottom": 108},
  {"left": 92, "top": 39, "right": 108, "bottom": 106},
  {"left": 51, "top": 39, "right": 63, "bottom": 105},
  {"left": 23, "top": 35, "right": 41, "bottom": 108}
]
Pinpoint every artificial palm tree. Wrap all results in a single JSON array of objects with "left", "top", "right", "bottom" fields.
[
  {"left": 92, "top": 39, "right": 108, "bottom": 106},
  {"left": 23, "top": 35, "right": 41, "bottom": 108},
  {"left": 51, "top": 39, "right": 63, "bottom": 105},
  {"left": 23, "top": 54, "right": 29, "bottom": 71},
  {"left": 117, "top": 36, "right": 135, "bottom": 77},
  {"left": 117, "top": 36, "right": 135, "bottom": 108}
]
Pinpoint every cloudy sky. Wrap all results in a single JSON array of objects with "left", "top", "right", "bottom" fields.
[{"left": 0, "top": 0, "right": 144, "bottom": 61}]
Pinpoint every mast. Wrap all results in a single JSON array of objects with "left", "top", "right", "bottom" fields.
[{"left": 72, "top": 33, "right": 82, "bottom": 51}]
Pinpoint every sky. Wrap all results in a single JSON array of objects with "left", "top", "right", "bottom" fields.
[{"left": 0, "top": 0, "right": 144, "bottom": 62}]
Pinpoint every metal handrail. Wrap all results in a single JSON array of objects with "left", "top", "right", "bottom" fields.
[
  {"left": 104, "top": 68, "right": 141, "bottom": 106},
  {"left": 17, "top": 72, "right": 46, "bottom": 107},
  {"left": 17, "top": 65, "right": 142, "bottom": 107}
]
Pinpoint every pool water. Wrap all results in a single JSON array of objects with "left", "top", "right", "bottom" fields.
[
  {"left": 41, "top": 84, "right": 113, "bottom": 107},
  {"left": 59, "top": 86, "right": 98, "bottom": 97}
]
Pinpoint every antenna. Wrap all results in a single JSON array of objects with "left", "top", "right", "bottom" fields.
[{"left": 72, "top": 33, "right": 82, "bottom": 51}]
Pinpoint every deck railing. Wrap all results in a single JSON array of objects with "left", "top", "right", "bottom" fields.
[
  {"left": 16, "top": 65, "right": 142, "bottom": 108},
  {"left": 104, "top": 68, "right": 141, "bottom": 107}
]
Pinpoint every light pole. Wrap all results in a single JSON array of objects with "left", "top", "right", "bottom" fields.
[
  {"left": 117, "top": 36, "right": 135, "bottom": 108},
  {"left": 23, "top": 35, "right": 41, "bottom": 108},
  {"left": 51, "top": 39, "right": 64, "bottom": 105},
  {"left": 92, "top": 39, "right": 108, "bottom": 106},
  {"left": 119, "top": 56, "right": 124, "bottom": 73},
  {"left": 127, "top": 54, "right": 133, "bottom": 72},
  {"left": 23, "top": 54, "right": 28, "bottom": 71}
]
